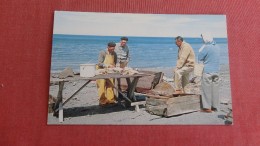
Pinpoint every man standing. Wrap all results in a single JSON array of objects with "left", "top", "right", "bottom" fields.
[
  {"left": 174, "top": 36, "right": 195, "bottom": 94},
  {"left": 96, "top": 42, "right": 117, "bottom": 106},
  {"left": 115, "top": 37, "right": 130, "bottom": 68}
]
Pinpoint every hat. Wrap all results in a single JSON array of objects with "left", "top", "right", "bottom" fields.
[
  {"left": 121, "top": 37, "right": 128, "bottom": 41},
  {"left": 201, "top": 33, "right": 214, "bottom": 44},
  {"left": 107, "top": 42, "right": 116, "bottom": 47}
]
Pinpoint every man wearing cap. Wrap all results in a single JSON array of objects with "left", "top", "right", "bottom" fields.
[
  {"left": 96, "top": 42, "right": 117, "bottom": 106},
  {"left": 174, "top": 36, "right": 195, "bottom": 94},
  {"left": 115, "top": 37, "right": 130, "bottom": 68}
]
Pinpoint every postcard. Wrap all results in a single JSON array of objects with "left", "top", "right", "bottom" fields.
[{"left": 48, "top": 11, "right": 232, "bottom": 125}]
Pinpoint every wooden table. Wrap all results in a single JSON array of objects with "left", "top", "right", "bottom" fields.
[{"left": 50, "top": 73, "right": 150, "bottom": 122}]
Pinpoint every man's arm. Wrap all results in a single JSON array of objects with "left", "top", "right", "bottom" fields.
[
  {"left": 126, "top": 47, "right": 130, "bottom": 62},
  {"left": 114, "top": 52, "right": 117, "bottom": 65},
  {"left": 198, "top": 47, "right": 207, "bottom": 63},
  {"left": 115, "top": 44, "right": 120, "bottom": 64},
  {"left": 98, "top": 51, "right": 106, "bottom": 68},
  {"left": 176, "top": 44, "right": 191, "bottom": 69}
]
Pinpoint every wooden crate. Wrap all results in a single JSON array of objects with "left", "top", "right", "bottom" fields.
[{"left": 146, "top": 94, "right": 201, "bottom": 117}]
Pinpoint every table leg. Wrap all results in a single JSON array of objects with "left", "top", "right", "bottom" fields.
[
  {"left": 53, "top": 80, "right": 91, "bottom": 122},
  {"left": 58, "top": 102, "right": 63, "bottom": 123},
  {"left": 126, "top": 78, "right": 131, "bottom": 86},
  {"left": 53, "top": 81, "right": 64, "bottom": 119},
  {"left": 127, "top": 77, "right": 140, "bottom": 101},
  {"left": 127, "top": 77, "right": 144, "bottom": 110}
]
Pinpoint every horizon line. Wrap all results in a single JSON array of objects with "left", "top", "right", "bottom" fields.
[{"left": 53, "top": 33, "right": 227, "bottom": 38}]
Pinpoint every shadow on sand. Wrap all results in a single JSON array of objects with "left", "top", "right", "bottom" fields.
[{"left": 63, "top": 104, "right": 137, "bottom": 118}]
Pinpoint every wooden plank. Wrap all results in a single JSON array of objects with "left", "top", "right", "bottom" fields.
[
  {"left": 146, "top": 95, "right": 200, "bottom": 106},
  {"left": 58, "top": 103, "right": 63, "bottom": 123},
  {"left": 50, "top": 73, "right": 150, "bottom": 82},
  {"left": 145, "top": 94, "right": 201, "bottom": 117},
  {"left": 54, "top": 81, "right": 64, "bottom": 113},
  {"left": 166, "top": 95, "right": 200, "bottom": 105},
  {"left": 135, "top": 105, "right": 140, "bottom": 112},
  {"left": 130, "top": 101, "right": 146, "bottom": 106},
  {"left": 146, "top": 104, "right": 167, "bottom": 116},
  {"left": 146, "top": 101, "right": 200, "bottom": 117},
  {"left": 146, "top": 98, "right": 168, "bottom": 106},
  {"left": 146, "top": 94, "right": 171, "bottom": 99},
  {"left": 165, "top": 102, "right": 201, "bottom": 117},
  {"left": 92, "top": 73, "right": 149, "bottom": 80},
  {"left": 135, "top": 92, "right": 171, "bottom": 99}
]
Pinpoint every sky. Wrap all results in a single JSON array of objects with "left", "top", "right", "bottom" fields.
[{"left": 53, "top": 11, "right": 227, "bottom": 38}]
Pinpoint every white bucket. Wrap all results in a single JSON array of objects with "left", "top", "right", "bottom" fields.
[{"left": 80, "top": 64, "right": 96, "bottom": 77}]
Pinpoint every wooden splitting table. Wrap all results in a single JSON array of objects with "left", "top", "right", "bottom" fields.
[{"left": 50, "top": 73, "right": 150, "bottom": 122}]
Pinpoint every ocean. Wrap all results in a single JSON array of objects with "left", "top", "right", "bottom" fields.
[{"left": 51, "top": 34, "right": 229, "bottom": 72}]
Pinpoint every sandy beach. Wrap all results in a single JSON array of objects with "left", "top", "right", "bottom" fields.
[{"left": 48, "top": 65, "right": 232, "bottom": 125}]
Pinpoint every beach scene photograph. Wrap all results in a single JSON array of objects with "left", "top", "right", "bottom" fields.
[{"left": 48, "top": 11, "right": 232, "bottom": 125}]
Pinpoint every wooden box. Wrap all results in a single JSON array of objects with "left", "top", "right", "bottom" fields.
[{"left": 146, "top": 94, "right": 201, "bottom": 117}]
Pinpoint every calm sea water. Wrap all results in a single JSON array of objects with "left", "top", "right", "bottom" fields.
[{"left": 51, "top": 34, "right": 229, "bottom": 72}]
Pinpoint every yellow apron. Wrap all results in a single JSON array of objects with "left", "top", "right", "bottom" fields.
[{"left": 96, "top": 53, "right": 115, "bottom": 105}]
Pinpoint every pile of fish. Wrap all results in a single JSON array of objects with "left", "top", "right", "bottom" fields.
[{"left": 95, "top": 67, "right": 139, "bottom": 75}]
